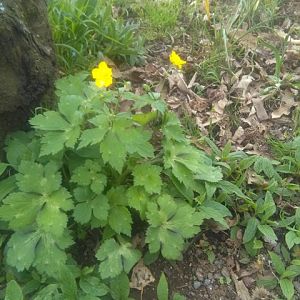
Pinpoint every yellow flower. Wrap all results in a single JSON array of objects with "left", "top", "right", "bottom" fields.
[
  {"left": 92, "top": 61, "right": 113, "bottom": 88},
  {"left": 169, "top": 50, "right": 186, "bottom": 69}
]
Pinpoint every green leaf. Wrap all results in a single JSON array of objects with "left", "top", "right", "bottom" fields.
[
  {"left": 59, "top": 267, "right": 77, "bottom": 300},
  {"left": 262, "top": 191, "right": 276, "bottom": 220},
  {"left": 17, "top": 161, "right": 61, "bottom": 194},
  {"left": 58, "top": 95, "right": 83, "bottom": 124},
  {"left": 295, "top": 208, "right": 300, "bottom": 227},
  {"left": 132, "top": 111, "right": 158, "bottom": 125},
  {"left": 0, "top": 163, "right": 8, "bottom": 176},
  {"left": 279, "top": 278, "right": 294, "bottom": 300},
  {"left": 109, "top": 273, "right": 130, "bottom": 300},
  {"left": 113, "top": 117, "right": 154, "bottom": 158},
  {"left": 162, "top": 113, "right": 185, "bottom": 142},
  {"left": 146, "top": 194, "right": 203, "bottom": 260},
  {"left": 30, "top": 110, "right": 81, "bottom": 156},
  {"left": 5, "top": 131, "right": 40, "bottom": 167},
  {"left": 285, "top": 231, "right": 300, "bottom": 250},
  {"left": 100, "top": 132, "right": 127, "bottom": 173},
  {"left": 78, "top": 113, "right": 110, "bottom": 149},
  {"left": 198, "top": 201, "right": 232, "bottom": 229},
  {"left": 0, "top": 176, "right": 16, "bottom": 201},
  {"left": 256, "top": 276, "right": 278, "bottom": 289},
  {"left": 31, "top": 284, "right": 61, "bottom": 300},
  {"left": 173, "top": 294, "right": 186, "bottom": 300},
  {"left": 132, "top": 163, "right": 162, "bottom": 194},
  {"left": 96, "top": 238, "right": 141, "bottom": 279},
  {"left": 73, "top": 188, "right": 109, "bottom": 225},
  {"left": 73, "top": 202, "right": 92, "bottom": 224},
  {"left": 30, "top": 111, "right": 70, "bottom": 131},
  {"left": 282, "top": 265, "right": 300, "bottom": 279},
  {"left": 157, "top": 273, "right": 168, "bottom": 300},
  {"left": 257, "top": 224, "right": 277, "bottom": 243},
  {"left": 243, "top": 217, "right": 259, "bottom": 244},
  {"left": 71, "top": 160, "right": 107, "bottom": 194},
  {"left": 92, "top": 195, "right": 110, "bottom": 222},
  {"left": 164, "top": 141, "right": 222, "bottom": 186},
  {"left": 34, "top": 232, "right": 73, "bottom": 278},
  {"left": 6, "top": 231, "right": 41, "bottom": 271},
  {"left": 269, "top": 251, "right": 285, "bottom": 275},
  {"left": 79, "top": 276, "right": 108, "bottom": 297},
  {"left": 108, "top": 206, "right": 132, "bottom": 236},
  {"left": 5, "top": 280, "right": 23, "bottom": 300},
  {"left": 254, "top": 157, "right": 280, "bottom": 180},
  {"left": 218, "top": 180, "right": 248, "bottom": 199},
  {"left": 127, "top": 186, "right": 150, "bottom": 219}
]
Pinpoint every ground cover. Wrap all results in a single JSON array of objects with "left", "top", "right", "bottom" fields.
[{"left": 0, "top": 0, "right": 299, "bottom": 299}]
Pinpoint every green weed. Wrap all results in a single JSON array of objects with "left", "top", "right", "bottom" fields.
[
  {"left": 133, "top": 0, "right": 181, "bottom": 40},
  {"left": 48, "top": 0, "right": 144, "bottom": 72}
]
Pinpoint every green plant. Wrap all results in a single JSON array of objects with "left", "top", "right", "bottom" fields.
[
  {"left": 0, "top": 73, "right": 229, "bottom": 299},
  {"left": 48, "top": 0, "right": 144, "bottom": 72},
  {"left": 266, "top": 251, "right": 300, "bottom": 300},
  {"left": 133, "top": 0, "right": 181, "bottom": 40},
  {"left": 157, "top": 273, "right": 185, "bottom": 300}
]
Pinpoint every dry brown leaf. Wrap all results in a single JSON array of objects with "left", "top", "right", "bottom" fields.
[
  {"left": 168, "top": 71, "right": 207, "bottom": 102},
  {"left": 231, "top": 271, "right": 251, "bottom": 300},
  {"left": 236, "top": 75, "right": 254, "bottom": 97},
  {"left": 230, "top": 29, "right": 258, "bottom": 51},
  {"left": 271, "top": 90, "right": 297, "bottom": 119},
  {"left": 232, "top": 126, "right": 245, "bottom": 144},
  {"left": 130, "top": 260, "right": 155, "bottom": 291},
  {"left": 251, "top": 96, "right": 269, "bottom": 121},
  {"left": 214, "top": 98, "right": 229, "bottom": 115},
  {"left": 120, "top": 67, "right": 146, "bottom": 83},
  {"left": 275, "top": 29, "right": 300, "bottom": 45}
]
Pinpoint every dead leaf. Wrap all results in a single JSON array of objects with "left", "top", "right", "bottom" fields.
[
  {"left": 130, "top": 260, "right": 155, "bottom": 291},
  {"left": 271, "top": 90, "right": 297, "bottom": 119},
  {"left": 169, "top": 71, "right": 206, "bottom": 100},
  {"left": 232, "top": 126, "right": 245, "bottom": 144},
  {"left": 214, "top": 98, "right": 229, "bottom": 115},
  {"left": 120, "top": 67, "right": 146, "bottom": 83},
  {"left": 236, "top": 75, "right": 254, "bottom": 98},
  {"left": 231, "top": 271, "right": 251, "bottom": 300},
  {"left": 187, "top": 71, "right": 198, "bottom": 88},
  {"left": 251, "top": 96, "right": 269, "bottom": 121}
]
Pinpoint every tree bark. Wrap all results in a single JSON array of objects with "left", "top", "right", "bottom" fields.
[{"left": 0, "top": 0, "right": 56, "bottom": 154}]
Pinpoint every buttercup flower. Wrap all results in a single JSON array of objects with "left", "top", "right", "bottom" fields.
[
  {"left": 169, "top": 50, "right": 186, "bottom": 69},
  {"left": 92, "top": 61, "right": 113, "bottom": 88}
]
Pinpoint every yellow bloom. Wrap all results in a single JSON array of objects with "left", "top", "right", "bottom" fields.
[
  {"left": 169, "top": 50, "right": 186, "bottom": 69},
  {"left": 92, "top": 61, "right": 113, "bottom": 88}
]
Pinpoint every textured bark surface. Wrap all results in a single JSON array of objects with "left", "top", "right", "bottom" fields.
[{"left": 0, "top": 0, "right": 56, "bottom": 154}]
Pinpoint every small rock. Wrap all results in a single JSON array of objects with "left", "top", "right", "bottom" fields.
[
  {"left": 195, "top": 269, "right": 204, "bottom": 281},
  {"left": 204, "top": 279, "right": 211, "bottom": 286},
  {"left": 207, "top": 273, "right": 213, "bottom": 279},
  {"left": 193, "top": 281, "right": 202, "bottom": 289},
  {"left": 214, "top": 273, "right": 221, "bottom": 279},
  {"left": 207, "top": 285, "right": 213, "bottom": 292}
]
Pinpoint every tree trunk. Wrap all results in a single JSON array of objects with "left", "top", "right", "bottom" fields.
[{"left": 0, "top": 0, "right": 56, "bottom": 154}]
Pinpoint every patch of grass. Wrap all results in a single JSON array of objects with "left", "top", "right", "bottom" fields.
[
  {"left": 48, "top": 0, "right": 144, "bottom": 72},
  {"left": 133, "top": 0, "right": 181, "bottom": 40}
]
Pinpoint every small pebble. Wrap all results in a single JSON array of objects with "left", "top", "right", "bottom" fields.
[
  {"left": 207, "top": 273, "right": 213, "bottom": 279},
  {"left": 195, "top": 269, "right": 204, "bottom": 281},
  {"left": 207, "top": 284, "right": 213, "bottom": 292},
  {"left": 204, "top": 279, "right": 211, "bottom": 286},
  {"left": 214, "top": 273, "right": 221, "bottom": 279},
  {"left": 193, "top": 281, "right": 202, "bottom": 289}
]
